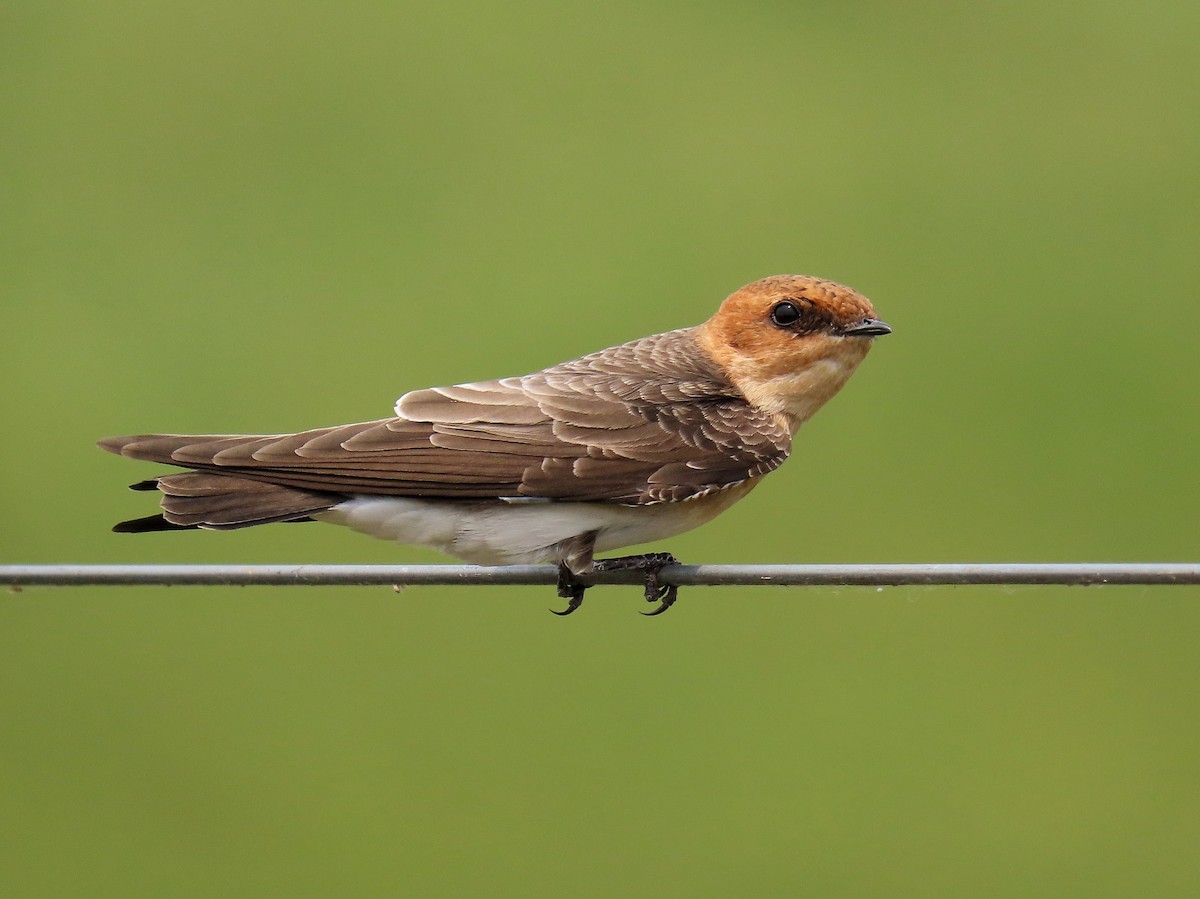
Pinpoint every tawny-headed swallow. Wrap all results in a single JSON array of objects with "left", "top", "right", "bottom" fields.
[{"left": 100, "top": 275, "right": 890, "bottom": 614}]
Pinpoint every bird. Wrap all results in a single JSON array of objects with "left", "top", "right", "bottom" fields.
[{"left": 99, "top": 274, "right": 890, "bottom": 615}]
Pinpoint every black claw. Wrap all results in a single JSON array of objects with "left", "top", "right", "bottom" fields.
[
  {"left": 550, "top": 598, "right": 582, "bottom": 616},
  {"left": 553, "top": 561, "right": 587, "bottom": 617},
  {"left": 641, "top": 588, "right": 677, "bottom": 616},
  {"left": 592, "top": 552, "right": 681, "bottom": 616},
  {"left": 640, "top": 567, "right": 678, "bottom": 616}
]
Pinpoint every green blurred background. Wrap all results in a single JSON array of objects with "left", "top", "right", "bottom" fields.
[{"left": 3, "top": 1, "right": 1199, "bottom": 895}]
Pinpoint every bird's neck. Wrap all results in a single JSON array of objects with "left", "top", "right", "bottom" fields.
[{"left": 704, "top": 333, "right": 872, "bottom": 435}]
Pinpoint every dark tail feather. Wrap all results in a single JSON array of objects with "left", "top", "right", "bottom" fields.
[
  {"left": 111, "top": 473, "right": 341, "bottom": 532},
  {"left": 113, "top": 513, "right": 201, "bottom": 533}
]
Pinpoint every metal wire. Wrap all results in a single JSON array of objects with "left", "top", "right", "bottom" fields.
[{"left": 3, "top": 563, "right": 1199, "bottom": 588}]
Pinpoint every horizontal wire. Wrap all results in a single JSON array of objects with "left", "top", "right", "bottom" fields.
[{"left": 3, "top": 563, "right": 1200, "bottom": 588}]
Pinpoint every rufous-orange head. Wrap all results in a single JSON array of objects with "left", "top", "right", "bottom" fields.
[{"left": 696, "top": 275, "right": 890, "bottom": 427}]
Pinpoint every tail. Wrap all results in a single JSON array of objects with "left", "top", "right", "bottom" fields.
[{"left": 99, "top": 434, "right": 342, "bottom": 532}]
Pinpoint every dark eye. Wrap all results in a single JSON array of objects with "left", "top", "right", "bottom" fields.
[{"left": 770, "top": 301, "right": 801, "bottom": 327}]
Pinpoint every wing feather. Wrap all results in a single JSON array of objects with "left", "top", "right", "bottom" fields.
[{"left": 100, "top": 328, "right": 791, "bottom": 504}]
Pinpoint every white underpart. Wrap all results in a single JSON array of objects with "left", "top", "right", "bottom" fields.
[{"left": 314, "top": 489, "right": 748, "bottom": 567}]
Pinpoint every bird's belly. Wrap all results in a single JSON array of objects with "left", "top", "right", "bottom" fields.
[{"left": 314, "top": 482, "right": 757, "bottom": 565}]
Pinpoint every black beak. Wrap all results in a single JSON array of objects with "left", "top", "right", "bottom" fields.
[{"left": 841, "top": 318, "right": 892, "bottom": 337}]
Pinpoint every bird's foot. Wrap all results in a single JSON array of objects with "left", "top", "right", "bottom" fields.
[
  {"left": 592, "top": 552, "right": 680, "bottom": 616},
  {"left": 552, "top": 561, "right": 587, "bottom": 616}
]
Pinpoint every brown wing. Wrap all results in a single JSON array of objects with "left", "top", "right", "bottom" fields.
[{"left": 100, "top": 328, "right": 792, "bottom": 505}]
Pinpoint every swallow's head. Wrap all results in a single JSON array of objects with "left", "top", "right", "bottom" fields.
[{"left": 697, "top": 274, "right": 890, "bottom": 426}]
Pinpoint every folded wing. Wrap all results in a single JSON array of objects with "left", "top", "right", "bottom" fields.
[{"left": 100, "top": 328, "right": 792, "bottom": 509}]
